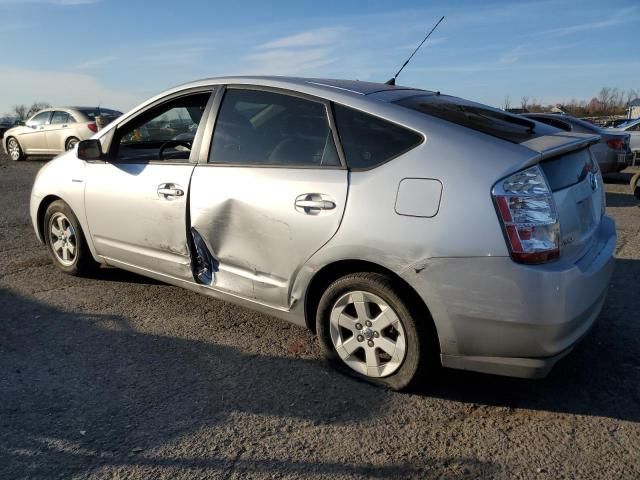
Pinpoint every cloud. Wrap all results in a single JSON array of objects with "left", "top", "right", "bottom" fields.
[
  {"left": 0, "top": 67, "right": 140, "bottom": 114},
  {"left": 539, "top": 5, "right": 639, "bottom": 37},
  {"left": 74, "top": 54, "right": 117, "bottom": 70},
  {"left": 257, "top": 27, "right": 347, "bottom": 50}
]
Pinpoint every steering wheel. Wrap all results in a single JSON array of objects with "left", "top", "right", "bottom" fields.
[{"left": 158, "top": 140, "right": 192, "bottom": 160}]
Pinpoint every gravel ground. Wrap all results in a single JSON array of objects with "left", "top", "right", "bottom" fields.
[{"left": 0, "top": 153, "right": 638, "bottom": 480}]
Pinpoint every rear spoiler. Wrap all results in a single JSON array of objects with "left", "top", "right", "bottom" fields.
[{"left": 520, "top": 133, "right": 600, "bottom": 165}]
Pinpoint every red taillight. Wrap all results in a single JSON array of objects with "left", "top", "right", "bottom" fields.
[
  {"left": 606, "top": 138, "right": 624, "bottom": 150},
  {"left": 493, "top": 166, "right": 560, "bottom": 265},
  {"left": 87, "top": 122, "right": 98, "bottom": 133}
]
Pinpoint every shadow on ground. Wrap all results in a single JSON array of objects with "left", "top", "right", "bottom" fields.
[
  {"left": 606, "top": 191, "right": 639, "bottom": 208},
  {"left": 1, "top": 287, "right": 491, "bottom": 479}
]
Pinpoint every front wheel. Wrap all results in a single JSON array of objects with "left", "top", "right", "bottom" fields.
[
  {"left": 316, "top": 272, "right": 435, "bottom": 390},
  {"left": 44, "top": 200, "right": 95, "bottom": 275},
  {"left": 6, "top": 137, "right": 24, "bottom": 161}
]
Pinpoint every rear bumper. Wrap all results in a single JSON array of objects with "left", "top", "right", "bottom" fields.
[
  {"left": 402, "top": 216, "right": 616, "bottom": 378},
  {"left": 600, "top": 150, "right": 633, "bottom": 173}
]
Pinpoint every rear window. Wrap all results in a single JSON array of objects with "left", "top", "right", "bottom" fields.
[
  {"left": 394, "top": 94, "right": 538, "bottom": 143},
  {"left": 539, "top": 148, "right": 596, "bottom": 191},
  {"left": 79, "top": 108, "right": 122, "bottom": 119},
  {"left": 333, "top": 104, "right": 423, "bottom": 169}
]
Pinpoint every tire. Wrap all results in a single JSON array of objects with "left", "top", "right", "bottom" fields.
[
  {"left": 631, "top": 171, "right": 640, "bottom": 200},
  {"left": 43, "top": 200, "right": 96, "bottom": 276},
  {"left": 6, "top": 137, "right": 24, "bottom": 161},
  {"left": 65, "top": 137, "right": 80, "bottom": 151},
  {"left": 316, "top": 272, "right": 436, "bottom": 391}
]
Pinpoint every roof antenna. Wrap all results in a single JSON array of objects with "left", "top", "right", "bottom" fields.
[{"left": 386, "top": 15, "right": 445, "bottom": 86}]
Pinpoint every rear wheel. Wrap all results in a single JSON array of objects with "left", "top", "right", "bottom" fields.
[
  {"left": 7, "top": 137, "right": 24, "bottom": 161},
  {"left": 44, "top": 200, "right": 95, "bottom": 275},
  {"left": 65, "top": 137, "right": 80, "bottom": 151},
  {"left": 316, "top": 272, "right": 434, "bottom": 390}
]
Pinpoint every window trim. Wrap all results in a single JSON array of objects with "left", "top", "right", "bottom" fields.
[
  {"left": 202, "top": 84, "right": 347, "bottom": 170},
  {"left": 98, "top": 87, "right": 216, "bottom": 166},
  {"left": 331, "top": 102, "right": 426, "bottom": 172}
]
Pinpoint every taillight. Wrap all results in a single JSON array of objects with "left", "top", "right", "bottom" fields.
[
  {"left": 606, "top": 138, "right": 624, "bottom": 150},
  {"left": 87, "top": 122, "right": 98, "bottom": 133},
  {"left": 493, "top": 165, "right": 560, "bottom": 264}
]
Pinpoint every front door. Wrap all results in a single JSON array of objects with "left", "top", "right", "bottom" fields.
[
  {"left": 84, "top": 91, "right": 213, "bottom": 280},
  {"left": 21, "top": 110, "right": 52, "bottom": 153},
  {"left": 190, "top": 87, "right": 348, "bottom": 308}
]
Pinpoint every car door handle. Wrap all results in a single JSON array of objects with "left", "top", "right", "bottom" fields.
[
  {"left": 157, "top": 183, "right": 184, "bottom": 198},
  {"left": 295, "top": 199, "right": 335, "bottom": 210}
]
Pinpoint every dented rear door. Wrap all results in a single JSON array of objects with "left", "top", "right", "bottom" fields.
[{"left": 189, "top": 86, "right": 348, "bottom": 309}]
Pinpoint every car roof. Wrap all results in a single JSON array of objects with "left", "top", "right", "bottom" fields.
[{"left": 176, "top": 75, "right": 429, "bottom": 97}]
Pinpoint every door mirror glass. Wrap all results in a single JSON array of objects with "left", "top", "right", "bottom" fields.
[{"left": 77, "top": 139, "right": 103, "bottom": 160}]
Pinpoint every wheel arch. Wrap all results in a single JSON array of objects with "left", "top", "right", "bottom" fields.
[
  {"left": 304, "top": 259, "right": 438, "bottom": 344},
  {"left": 36, "top": 195, "right": 64, "bottom": 242}
]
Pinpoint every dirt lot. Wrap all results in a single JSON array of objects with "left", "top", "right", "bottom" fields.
[{"left": 0, "top": 153, "right": 638, "bottom": 480}]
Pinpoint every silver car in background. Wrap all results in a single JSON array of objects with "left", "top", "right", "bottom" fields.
[
  {"left": 523, "top": 113, "right": 632, "bottom": 173},
  {"left": 29, "top": 77, "right": 616, "bottom": 390},
  {"left": 3, "top": 107, "right": 121, "bottom": 161}
]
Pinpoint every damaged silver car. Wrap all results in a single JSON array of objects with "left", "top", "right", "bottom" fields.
[{"left": 30, "top": 77, "right": 616, "bottom": 390}]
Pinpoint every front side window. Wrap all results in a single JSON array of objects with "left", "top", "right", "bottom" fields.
[
  {"left": 210, "top": 88, "right": 341, "bottom": 167},
  {"left": 27, "top": 111, "right": 51, "bottom": 127},
  {"left": 333, "top": 104, "right": 423, "bottom": 169},
  {"left": 113, "top": 92, "right": 210, "bottom": 162},
  {"left": 50, "top": 111, "right": 70, "bottom": 125}
]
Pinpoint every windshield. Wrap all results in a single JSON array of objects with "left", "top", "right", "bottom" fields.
[
  {"left": 394, "top": 94, "right": 539, "bottom": 143},
  {"left": 618, "top": 119, "right": 639, "bottom": 129}
]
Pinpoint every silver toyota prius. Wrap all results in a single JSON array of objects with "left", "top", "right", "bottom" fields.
[{"left": 29, "top": 77, "right": 616, "bottom": 390}]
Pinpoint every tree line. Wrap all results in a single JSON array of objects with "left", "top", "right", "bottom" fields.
[
  {"left": 503, "top": 87, "right": 639, "bottom": 117},
  {"left": 4, "top": 102, "right": 51, "bottom": 120}
]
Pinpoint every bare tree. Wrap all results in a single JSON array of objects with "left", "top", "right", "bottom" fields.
[
  {"left": 12, "top": 104, "right": 28, "bottom": 120},
  {"left": 26, "top": 102, "right": 51, "bottom": 118},
  {"left": 520, "top": 96, "right": 529, "bottom": 110},
  {"left": 502, "top": 95, "right": 511, "bottom": 111}
]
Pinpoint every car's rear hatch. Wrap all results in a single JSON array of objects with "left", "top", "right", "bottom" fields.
[{"left": 521, "top": 134, "right": 604, "bottom": 261}]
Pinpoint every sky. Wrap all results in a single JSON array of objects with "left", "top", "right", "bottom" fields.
[{"left": 0, "top": 0, "right": 637, "bottom": 115}]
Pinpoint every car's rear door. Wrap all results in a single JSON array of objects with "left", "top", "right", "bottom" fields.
[
  {"left": 45, "top": 111, "right": 71, "bottom": 152},
  {"left": 84, "top": 89, "right": 214, "bottom": 280},
  {"left": 189, "top": 86, "right": 348, "bottom": 308}
]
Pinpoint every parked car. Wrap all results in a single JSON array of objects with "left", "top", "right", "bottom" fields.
[
  {"left": 3, "top": 107, "right": 122, "bottom": 161},
  {"left": 0, "top": 115, "right": 17, "bottom": 139},
  {"left": 608, "top": 118, "right": 640, "bottom": 153},
  {"left": 30, "top": 77, "right": 615, "bottom": 390},
  {"left": 522, "top": 113, "right": 632, "bottom": 173}
]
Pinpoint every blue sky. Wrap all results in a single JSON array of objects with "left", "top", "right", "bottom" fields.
[{"left": 0, "top": 0, "right": 637, "bottom": 114}]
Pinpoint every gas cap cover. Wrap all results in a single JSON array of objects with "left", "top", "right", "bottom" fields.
[{"left": 395, "top": 178, "right": 442, "bottom": 218}]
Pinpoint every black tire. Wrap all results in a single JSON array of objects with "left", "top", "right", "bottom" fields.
[
  {"left": 6, "top": 137, "right": 25, "bottom": 161},
  {"left": 43, "top": 200, "right": 96, "bottom": 276},
  {"left": 316, "top": 272, "right": 436, "bottom": 391},
  {"left": 65, "top": 137, "right": 80, "bottom": 151}
]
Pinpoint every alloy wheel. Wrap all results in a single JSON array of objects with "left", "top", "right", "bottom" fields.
[
  {"left": 329, "top": 290, "right": 407, "bottom": 377},
  {"left": 7, "top": 138, "right": 21, "bottom": 161},
  {"left": 48, "top": 212, "right": 78, "bottom": 266}
]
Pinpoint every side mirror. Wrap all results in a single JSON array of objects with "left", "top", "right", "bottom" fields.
[{"left": 77, "top": 139, "right": 103, "bottom": 160}]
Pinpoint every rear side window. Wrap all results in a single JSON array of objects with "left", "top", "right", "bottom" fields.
[
  {"left": 395, "top": 94, "right": 539, "bottom": 143},
  {"left": 333, "top": 104, "right": 422, "bottom": 169},
  {"left": 50, "top": 111, "right": 70, "bottom": 125}
]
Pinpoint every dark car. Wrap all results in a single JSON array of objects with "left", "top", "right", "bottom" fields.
[
  {"left": 0, "top": 116, "right": 17, "bottom": 139},
  {"left": 522, "top": 113, "right": 632, "bottom": 173}
]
